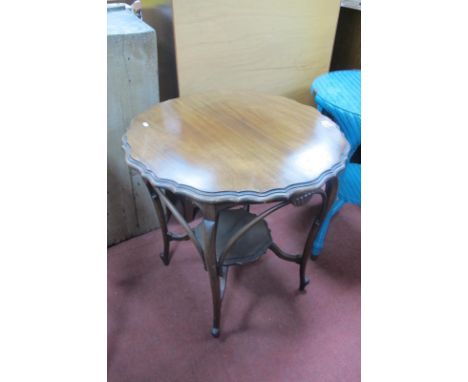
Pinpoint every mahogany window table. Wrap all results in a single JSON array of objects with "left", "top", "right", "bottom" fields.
[{"left": 122, "top": 92, "right": 350, "bottom": 337}]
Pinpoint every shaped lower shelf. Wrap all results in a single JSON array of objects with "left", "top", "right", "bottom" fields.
[{"left": 193, "top": 208, "right": 272, "bottom": 266}]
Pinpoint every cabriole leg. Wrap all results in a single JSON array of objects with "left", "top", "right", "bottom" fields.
[
  {"left": 196, "top": 202, "right": 222, "bottom": 338},
  {"left": 299, "top": 177, "right": 338, "bottom": 290},
  {"left": 144, "top": 180, "right": 171, "bottom": 265},
  {"left": 201, "top": 217, "right": 221, "bottom": 337}
]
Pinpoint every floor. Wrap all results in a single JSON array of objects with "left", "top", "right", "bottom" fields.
[{"left": 108, "top": 200, "right": 361, "bottom": 382}]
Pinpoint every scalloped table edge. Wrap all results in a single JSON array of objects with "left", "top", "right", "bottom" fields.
[{"left": 121, "top": 135, "right": 350, "bottom": 204}]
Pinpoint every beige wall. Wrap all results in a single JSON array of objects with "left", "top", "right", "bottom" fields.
[{"left": 173, "top": 0, "right": 340, "bottom": 105}]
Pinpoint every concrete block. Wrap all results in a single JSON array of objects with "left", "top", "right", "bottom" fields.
[{"left": 107, "top": 4, "right": 160, "bottom": 246}]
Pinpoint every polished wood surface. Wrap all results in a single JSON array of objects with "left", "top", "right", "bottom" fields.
[
  {"left": 123, "top": 92, "right": 349, "bottom": 202},
  {"left": 123, "top": 91, "right": 347, "bottom": 336},
  {"left": 172, "top": 0, "right": 340, "bottom": 105}
]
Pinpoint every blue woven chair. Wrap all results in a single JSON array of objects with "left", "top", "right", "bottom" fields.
[{"left": 310, "top": 70, "right": 361, "bottom": 257}]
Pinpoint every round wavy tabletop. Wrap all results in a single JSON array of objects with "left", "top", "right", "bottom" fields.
[{"left": 123, "top": 91, "right": 350, "bottom": 203}]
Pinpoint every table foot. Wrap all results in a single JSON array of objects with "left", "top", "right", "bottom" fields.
[
  {"left": 299, "top": 276, "right": 310, "bottom": 291},
  {"left": 160, "top": 252, "right": 170, "bottom": 266},
  {"left": 211, "top": 327, "right": 220, "bottom": 338}
]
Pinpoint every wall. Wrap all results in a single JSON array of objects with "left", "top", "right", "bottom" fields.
[{"left": 172, "top": 0, "right": 341, "bottom": 105}]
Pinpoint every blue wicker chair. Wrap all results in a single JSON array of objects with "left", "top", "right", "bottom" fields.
[{"left": 310, "top": 70, "right": 361, "bottom": 257}]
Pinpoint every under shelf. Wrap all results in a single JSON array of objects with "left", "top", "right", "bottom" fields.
[{"left": 193, "top": 208, "right": 272, "bottom": 266}]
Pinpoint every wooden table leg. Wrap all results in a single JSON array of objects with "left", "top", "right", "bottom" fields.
[
  {"left": 144, "top": 180, "right": 340, "bottom": 335},
  {"left": 299, "top": 177, "right": 339, "bottom": 290},
  {"left": 198, "top": 203, "right": 222, "bottom": 337},
  {"left": 144, "top": 180, "right": 171, "bottom": 265}
]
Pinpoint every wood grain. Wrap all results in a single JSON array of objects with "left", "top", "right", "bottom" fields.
[
  {"left": 172, "top": 0, "right": 340, "bottom": 105},
  {"left": 123, "top": 92, "right": 349, "bottom": 203}
]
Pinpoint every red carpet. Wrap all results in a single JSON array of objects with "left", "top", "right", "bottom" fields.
[{"left": 108, "top": 201, "right": 360, "bottom": 382}]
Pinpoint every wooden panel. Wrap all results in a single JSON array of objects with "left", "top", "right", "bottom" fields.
[{"left": 172, "top": 0, "right": 340, "bottom": 105}]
